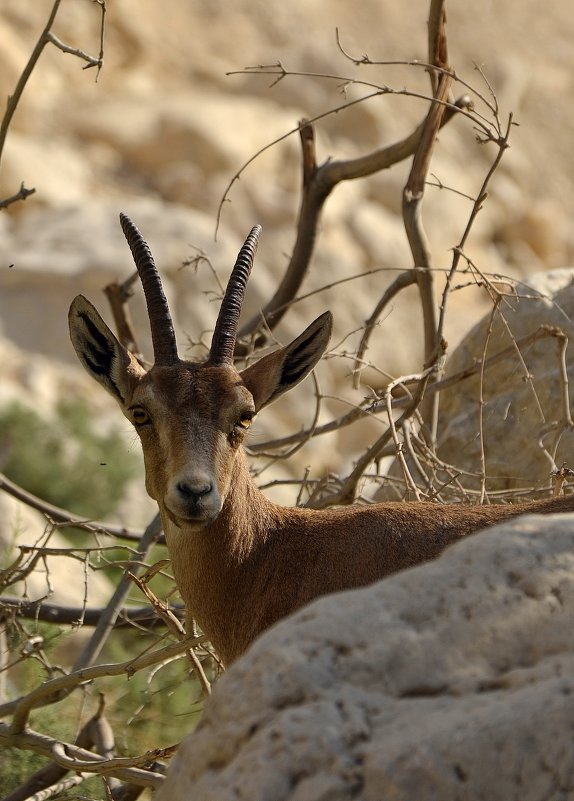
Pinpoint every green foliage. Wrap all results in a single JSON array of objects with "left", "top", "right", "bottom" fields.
[
  {"left": 0, "top": 620, "right": 206, "bottom": 797},
  {"left": 0, "top": 399, "right": 141, "bottom": 519},
  {"left": 0, "top": 641, "right": 97, "bottom": 796},
  {"left": 100, "top": 627, "right": 205, "bottom": 750}
]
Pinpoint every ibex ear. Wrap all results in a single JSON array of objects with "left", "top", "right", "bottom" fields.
[
  {"left": 240, "top": 311, "right": 332, "bottom": 411},
  {"left": 68, "top": 295, "right": 145, "bottom": 404}
]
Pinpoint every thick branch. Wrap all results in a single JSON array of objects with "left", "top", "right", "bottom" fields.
[
  {"left": 402, "top": 76, "right": 452, "bottom": 368},
  {"left": 402, "top": 5, "right": 451, "bottom": 439},
  {"left": 3, "top": 696, "right": 114, "bottom": 801},
  {"left": 0, "top": 597, "right": 183, "bottom": 628},
  {"left": 104, "top": 274, "right": 145, "bottom": 363},
  {"left": 72, "top": 513, "right": 163, "bottom": 672},
  {"left": 0, "top": 722, "right": 164, "bottom": 788},
  {"left": 236, "top": 95, "right": 470, "bottom": 348}
]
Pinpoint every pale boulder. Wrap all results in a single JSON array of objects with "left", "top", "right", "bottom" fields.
[
  {"left": 155, "top": 512, "right": 574, "bottom": 801},
  {"left": 437, "top": 268, "right": 574, "bottom": 491}
]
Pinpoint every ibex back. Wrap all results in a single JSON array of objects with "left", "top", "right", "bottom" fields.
[{"left": 69, "top": 215, "right": 574, "bottom": 665}]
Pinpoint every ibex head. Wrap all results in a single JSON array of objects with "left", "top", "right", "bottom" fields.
[{"left": 69, "top": 215, "right": 332, "bottom": 530}]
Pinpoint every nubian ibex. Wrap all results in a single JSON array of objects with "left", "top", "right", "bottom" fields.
[{"left": 69, "top": 215, "right": 574, "bottom": 665}]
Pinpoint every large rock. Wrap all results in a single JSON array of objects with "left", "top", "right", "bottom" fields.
[
  {"left": 155, "top": 513, "right": 574, "bottom": 801},
  {"left": 437, "top": 269, "right": 574, "bottom": 491}
]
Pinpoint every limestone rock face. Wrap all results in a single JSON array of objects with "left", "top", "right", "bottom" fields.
[{"left": 155, "top": 513, "right": 574, "bottom": 801}]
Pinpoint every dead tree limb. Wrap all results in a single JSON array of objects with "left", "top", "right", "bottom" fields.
[
  {"left": 0, "top": 472, "right": 150, "bottom": 543},
  {"left": 235, "top": 93, "right": 470, "bottom": 352},
  {"left": 0, "top": 0, "right": 105, "bottom": 208}
]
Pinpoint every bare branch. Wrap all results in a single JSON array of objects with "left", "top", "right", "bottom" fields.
[
  {"left": 427, "top": 0, "right": 448, "bottom": 92},
  {"left": 235, "top": 94, "right": 470, "bottom": 349},
  {"left": 308, "top": 366, "right": 435, "bottom": 508},
  {"left": 352, "top": 270, "right": 418, "bottom": 388},
  {"left": 0, "top": 472, "right": 151, "bottom": 543},
  {"left": 2, "top": 694, "right": 118, "bottom": 801},
  {"left": 250, "top": 323, "right": 566, "bottom": 456},
  {"left": 402, "top": 7, "right": 452, "bottom": 441},
  {"left": 0, "top": 722, "right": 165, "bottom": 788},
  {"left": 104, "top": 274, "right": 146, "bottom": 364},
  {"left": 0, "top": 0, "right": 105, "bottom": 207},
  {"left": 129, "top": 571, "right": 212, "bottom": 697},
  {"left": 72, "top": 514, "right": 163, "bottom": 672},
  {"left": 0, "top": 596, "right": 183, "bottom": 629},
  {"left": 45, "top": 31, "right": 102, "bottom": 69},
  {"left": 0, "top": 182, "right": 36, "bottom": 210},
  {"left": 0, "top": 633, "right": 202, "bottom": 723}
]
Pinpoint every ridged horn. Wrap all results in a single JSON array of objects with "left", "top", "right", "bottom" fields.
[
  {"left": 209, "top": 225, "right": 261, "bottom": 365},
  {"left": 119, "top": 213, "right": 179, "bottom": 365}
]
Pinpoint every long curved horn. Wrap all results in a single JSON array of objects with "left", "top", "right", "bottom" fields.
[
  {"left": 119, "top": 213, "right": 179, "bottom": 365},
  {"left": 209, "top": 225, "right": 261, "bottom": 365}
]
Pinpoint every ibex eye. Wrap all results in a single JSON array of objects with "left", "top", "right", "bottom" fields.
[
  {"left": 237, "top": 413, "right": 254, "bottom": 430},
  {"left": 131, "top": 407, "right": 151, "bottom": 426}
]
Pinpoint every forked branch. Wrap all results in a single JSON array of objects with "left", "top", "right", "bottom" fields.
[
  {"left": 0, "top": 0, "right": 106, "bottom": 209},
  {"left": 235, "top": 90, "right": 470, "bottom": 351}
]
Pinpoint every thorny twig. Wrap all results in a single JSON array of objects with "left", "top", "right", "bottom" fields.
[{"left": 129, "top": 570, "right": 212, "bottom": 697}]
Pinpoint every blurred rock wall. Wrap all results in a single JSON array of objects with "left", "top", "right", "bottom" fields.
[{"left": 1, "top": 0, "right": 574, "bottom": 501}]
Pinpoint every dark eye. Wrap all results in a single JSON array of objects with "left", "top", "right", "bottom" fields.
[
  {"left": 237, "top": 412, "right": 254, "bottom": 430},
  {"left": 131, "top": 407, "right": 151, "bottom": 426}
]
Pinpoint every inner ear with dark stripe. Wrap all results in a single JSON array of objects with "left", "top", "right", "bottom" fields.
[
  {"left": 68, "top": 295, "right": 144, "bottom": 405},
  {"left": 240, "top": 311, "right": 332, "bottom": 411}
]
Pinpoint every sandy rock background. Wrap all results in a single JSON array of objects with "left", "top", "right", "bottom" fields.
[{"left": 2, "top": 0, "right": 574, "bottom": 508}]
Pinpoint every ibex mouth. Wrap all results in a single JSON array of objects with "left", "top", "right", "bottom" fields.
[
  {"left": 163, "top": 503, "right": 219, "bottom": 531},
  {"left": 164, "top": 507, "right": 183, "bottom": 529}
]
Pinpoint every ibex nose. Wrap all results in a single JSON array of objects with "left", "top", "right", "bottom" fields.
[
  {"left": 166, "top": 472, "right": 221, "bottom": 523},
  {"left": 176, "top": 477, "right": 213, "bottom": 502}
]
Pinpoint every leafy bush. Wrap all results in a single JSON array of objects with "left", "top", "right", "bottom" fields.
[{"left": 0, "top": 399, "right": 141, "bottom": 519}]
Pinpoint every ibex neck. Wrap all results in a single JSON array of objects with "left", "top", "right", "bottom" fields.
[
  {"left": 162, "top": 448, "right": 278, "bottom": 663},
  {"left": 211, "top": 448, "right": 276, "bottom": 556}
]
